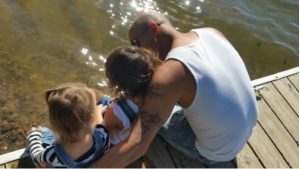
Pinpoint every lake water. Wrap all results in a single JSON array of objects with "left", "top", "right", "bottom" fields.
[{"left": 0, "top": 0, "right": 298, "bottom": 154}]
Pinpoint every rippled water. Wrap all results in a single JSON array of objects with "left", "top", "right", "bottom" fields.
[{"left": 0, "top": 0, "right": 298, "bottom": 154}]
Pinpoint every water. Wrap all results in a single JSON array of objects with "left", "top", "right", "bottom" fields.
[{"left": 0, "top": 0, "right": 298, "bottom": 154}]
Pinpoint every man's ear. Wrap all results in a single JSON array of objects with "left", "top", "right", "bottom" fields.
[{"left": 148, "top": 21, "right": 159, "bottom": 34}]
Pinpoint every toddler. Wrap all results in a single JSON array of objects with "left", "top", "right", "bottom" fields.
[{"left": 27, "top": 83, "right": 109, "bottom": 168}]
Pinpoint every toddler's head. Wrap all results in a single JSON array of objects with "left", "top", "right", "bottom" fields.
[
  {"left": 105, "top": 46, "right": 161, "bottom": 99},
  {"left": 45, "top": 83, "right": 98, "bottom": 143}
]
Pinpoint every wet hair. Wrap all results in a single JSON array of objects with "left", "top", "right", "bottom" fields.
[
  {"left": 45, "top": 83, "right": 96, "bottom": 143},
  {"left": 105, "top": 46, "right": 161, "bottom": 98}
]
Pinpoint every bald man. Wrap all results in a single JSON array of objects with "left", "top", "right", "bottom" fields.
[{"left": 90, "top": 12, "right": 258, "bottom": 167}]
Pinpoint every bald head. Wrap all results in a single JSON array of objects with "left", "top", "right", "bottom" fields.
[
  {"left": 132, "top": 12, "right": 172, "bottom": 28},
  {"left": 128, "top": 12, "right": 175, "bottom": 60},
  {"left": 129, "top": 12, "right": 172, "bottom": 44}
]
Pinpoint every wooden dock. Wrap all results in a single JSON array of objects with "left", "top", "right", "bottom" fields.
[{"left": 0, "top": 67, "right": 298, "bottom": 168}]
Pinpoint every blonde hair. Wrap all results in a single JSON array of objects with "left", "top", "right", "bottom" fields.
[{"left": 45, "top": 83, "right": 96, "bottom": 143}]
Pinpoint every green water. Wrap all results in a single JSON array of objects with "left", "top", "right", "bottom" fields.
[{"left": 0, "top": 0, "right": 298, "bottom": 154}]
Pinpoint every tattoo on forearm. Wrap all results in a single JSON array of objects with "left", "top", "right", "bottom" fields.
[
  {"left": 147, "top": 83, "right": 162, "bottom": 99},
  {"left": 140, "top": 111, "right": 163, "bottom": 134}
]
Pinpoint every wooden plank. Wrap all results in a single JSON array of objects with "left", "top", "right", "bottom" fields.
[
  {"left": 236, "top": 143, "right": 263, "bottom": 168},
  {"left": 251, "top": 67, "right": 298, "bottom": 86},
  {"left": 4, "top": 160, "right": 19, "bottom": 169},
  {"left": 165, "top": 143, "right": 206, "bottom": 168},
  {"left": 273, "top": 78, "right": 299, "bottom": 115},
  {"left": 248, "top": 123, "right": 289, "bottom": 168},
  {"left": 259, "top": 83, "right": 299, "bottom": 142},
  {"left": 257, "top": 97, "right": 298, "bottom": 167},
  {"left": 143, "top": 136, "right": 176, "bottom": 168},
  {"left": 288, "top": 74, "right": 299, "bottom": 91},
  {"left": 0, "top": 148, "right": 28, "bottom": 164}
]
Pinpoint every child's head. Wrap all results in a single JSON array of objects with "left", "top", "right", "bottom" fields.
[
  {"left": 105, "top": 46, "right": 161, "bottom": 98},
  {"left": 45, "top": 83, "right": 97, "bottom": 143}
]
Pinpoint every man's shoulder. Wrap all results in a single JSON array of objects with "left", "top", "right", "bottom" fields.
[
  {"left": 151, "top": 60, "right": 188, "bottom": 89},
  {"left": 194, "top": 27, "right": 226, "bottom": 39}
]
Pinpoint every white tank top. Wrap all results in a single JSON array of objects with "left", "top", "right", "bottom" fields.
[{"left": 166, "top": 28, "right": 258, "bottom": 161}]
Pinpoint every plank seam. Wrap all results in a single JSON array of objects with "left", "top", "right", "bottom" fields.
[
  {"left": 259, "top": 91, "right": 298, "bottom": 145},
  {"left": 271, "top": 81, "right": 299, "bottom": 117},
  {"left": 257, "top": 121, "right": 292, "bottom": 168},
  {"left": 246, "top": 142, "right": 265, "bottom": 168},
  {"left": 287, "top": 76, "right": 299, "bottom": 92}
]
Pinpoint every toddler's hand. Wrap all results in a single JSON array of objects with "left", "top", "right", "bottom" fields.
[
  {"left": 28, "top": 126, "right": 42, "bottom": 133},
  {"left": 97, "top": 104, "right": 107, "bottom": 114},
  {"left": 95, "top": 104, "right": 107, "bottom": 123}
]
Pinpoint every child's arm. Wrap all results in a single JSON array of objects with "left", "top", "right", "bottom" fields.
[
  {"left": 27, "top": 127, "right": 65, "bottom": 167},
  {"left": 103, "top": 107, "right": 124, "bottom": 138},
  {"left": 26, "top": 127, "right": 48, "bottom": 167}
]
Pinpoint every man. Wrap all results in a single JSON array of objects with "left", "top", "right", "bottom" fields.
[{"left": 90, "top": 12, "right": 258, "bottom": 167}]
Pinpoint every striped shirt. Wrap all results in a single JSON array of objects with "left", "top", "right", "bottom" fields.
[{"left": 27, "top": 125, "right": 110, "bottom": 168}]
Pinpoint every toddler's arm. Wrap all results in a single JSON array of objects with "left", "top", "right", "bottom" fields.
[{"left": 26, "top": 127, "right": 48, "bottom": 166}]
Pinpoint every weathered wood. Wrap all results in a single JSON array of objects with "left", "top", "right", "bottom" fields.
[
  {"left": 251, "top": 68, "right": 299, "bottom": 86},
  {"left": 236, "top": 143, "right": 263, "bottom": 168},
  {"left": 4, "top": 160, "right": 19, "bottom": 169},
  {"left": 288, "top": 74, "right": 299, "bottom": 90},
  {"left": 144, "top": 136, "right": 176, "bottom": 168},
  {"left": 248, "top": 123, "right": 289, "bottom": 168},
  {"left": 0, "top": 148, "right": 28, "bottom": 165},
  {"left": 165, "top": 143, "right": 206, "bottom": 168},
  {"left": 257, "top": 96, "right": 298, "bottom": 167},
  {"left": 273, "top": 78, "right": 299, "bottom": 115},
  {"left": 259, "top": 83, "right": 299, "bottom": 142}
]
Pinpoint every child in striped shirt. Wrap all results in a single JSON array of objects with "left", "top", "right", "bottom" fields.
[{"left": 27, "top": 83, "right": 110, "bottom": 168}]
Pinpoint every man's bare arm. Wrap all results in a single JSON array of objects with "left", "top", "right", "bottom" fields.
[
  {"left": 89, "top": 85, "right": 172, "bottom": 168},
  {"left": 89, "top": 60, "right": 187, "bottom": 168}
]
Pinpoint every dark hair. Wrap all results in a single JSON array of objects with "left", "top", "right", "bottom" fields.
[
  {"left": 45, "top": 83, "right": 96, "bottom": 143},
  {"left": 105, "top": 46, "right": 161, "bottom": 98}
]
